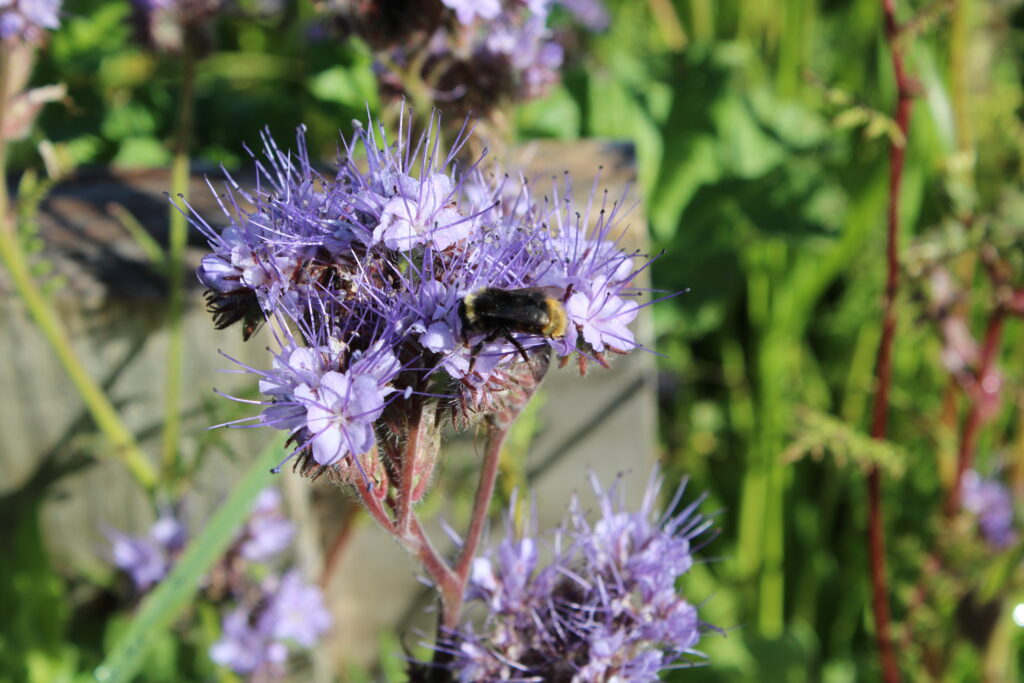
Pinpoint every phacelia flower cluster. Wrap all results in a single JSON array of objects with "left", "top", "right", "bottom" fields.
[
  {"left": 105, "top": 489, "right": 331, "bottom": 677},
  {"left": 0, "top": 0, "right": 61, "bottom": 42},
  {"left": 128, "top": 0, "right": 250, "bottom": 53},
  {"left": 210, "top": 570, "right": 333, "bottom": 677},
  {"left": 237, "top": 487, "right": 296, "bottom": 561},
  {"left": 327, "top": 0, "right": 607, "bottom": 115},
  {"left": 194, "top": 111, "right": 649, "bottom": 480},
  {"left": 437, "top": 468, "right": 714, "bottom": 681},
  {"left": 208, "top": 491, "right": 330, "bottom": 677},
  {"left": 962, "top": 470, "right": 1016, "bottom": 548},
  {"left": 106, "top": 488, "right": 299, "bottom": 592},
  {"left": 107, "top": 513, "right": 187, "bottom": 591},
  {"left": 435, "top": 0, "right": 569, "bottom": 104}
]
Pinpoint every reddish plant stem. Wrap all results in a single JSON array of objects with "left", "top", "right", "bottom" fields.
[
  {"left": 320, "top": 502, "right": 360, "bottom": 590},
  {"left": 866, "top": 469, "right": 899, "bottom": 683},
  {"left": 869, "top": 2, "right": 913, "bottom": 682},
  {"left": 397, "top": 408, "right": 423, "bottom": 536},
  {"left": 353, "top": 469, "right": 396, "bottom": 535},
  {"left": 1009, "top": 287, "right": 1024, "bottom": 316},
  {"left": 352, "top": 457, "right": 459, "bottom": 606},
  {"left": 448, "top": 422, "right": 508, "bottom": 625},
  {"left": 407, "top": 515, "right": 460, "bottom": 607},
  {"left": 423, "top": 422, "right": 510, "bottom": 682},
  {"left": 946, "top": 309, "right": 1007, "bottom": 514}
]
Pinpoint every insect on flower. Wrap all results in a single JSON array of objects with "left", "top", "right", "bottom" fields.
[{"left": 458, "top": 286, "right": 569, "bottom": 369}]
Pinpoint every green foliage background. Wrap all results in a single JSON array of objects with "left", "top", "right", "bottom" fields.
[{"left": 5, "top": 0, "right": 1024, "bottom": 680}]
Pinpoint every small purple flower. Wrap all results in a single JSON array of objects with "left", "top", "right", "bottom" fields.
[
  {"left": 107, "top": 514, "right": 187, "bottom": 591},
  {"left": 962, "top": 470, "right": 1016, "bottom": 548},
  {"left": 238, "top": 488, "right": 295, "bottom": 562},
  {"left": 556, "top": 0, "right": 609, "bottom": 31},
  {"left": 210, "top": 570, "right": 331, "bottom": 676},
  {"left": 372, "top": 172, "right": 469, "bottom": 250},
  {"left": 230, "top": 314, "right": 402, "bottom": 469},
  {"left": 441, "top": 0, "right": 501, "bottom": 25},
  {"left": 442, "top": 467, "right": 714, "bottom": 681},
  {"left": 0, "top": 0, "right": 61, "bottom": 41},
  {"left": 262, "top": 570, "right": 334, "bottom": 647},
  {"left": 566, "top": 275, "right": 639, "bottom": 353},
  {"left": 209, "top": 607, "right": 289, "bottom": 676},
  {"left": 299, "top": 369, "right": 385, "bottom": 465},
  {"left": 485, "top": 14, "right": 564, "bottom": 99}
]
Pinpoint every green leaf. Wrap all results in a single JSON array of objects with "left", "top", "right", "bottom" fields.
[
  {"left": 515, "top": 85, "right": 581, "bottom": 139},
  {"left": 308, "top": 65, "right": 380, "bottom": 110},
  {"left": 93, "top": 438, "right": 286, "bottom": 683},
  {"left": 111, "top": 137, "right": 171, "bottom": 169}
]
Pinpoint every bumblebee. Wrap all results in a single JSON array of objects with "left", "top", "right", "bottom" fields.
[{"left": 458, "top": 287, "right": 568, "bottom": 368}]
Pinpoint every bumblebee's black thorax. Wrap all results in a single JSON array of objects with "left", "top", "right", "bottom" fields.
[{"left": 459, "top": 287, "right": 567, "bottom": 339}]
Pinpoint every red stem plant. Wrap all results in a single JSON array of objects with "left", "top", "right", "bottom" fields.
[
  {"left": 869, "top": 1, "right": 915, "bottom": 681},
  {"left": 944, "top": 246, "right": 1022, "bottom": 514}
]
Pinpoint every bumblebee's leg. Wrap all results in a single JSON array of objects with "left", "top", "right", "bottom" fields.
[
  {"left": 469, "top": 329, "right": 503, "bottom": 372},
  {"left": 504, "top": 330, "right": 531, "bottom": 363}
]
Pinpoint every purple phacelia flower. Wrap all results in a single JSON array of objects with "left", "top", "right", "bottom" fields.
[
  {"left": 439, "top": 468, "right": 714, "bottom": 681},
  {"left": 441, "top": 0, "right": 501, "bottom": 25},
  {"left": 209, "top": 607, "right": 289, "bottom": 676},
  {"left": 566, "top": 274, "right": 639, "bottom": 353},
  {"left": 556, "top": 0, "right": 609, "bottom": 31},
  {"left": 299, "top": 368, "right": 386, "bottom": 465},
  {"left": 485, "top": 13, "right": 564, "bottom": 99},
  {"left": 331, "top": 0, "right": 597, "bottom": 115},
  {"left": 238, "top": 488, "right": 295, "bottom": 562},
  {"left": 373, "top": 172, "right": 470, "bottom": 250},
  {"left": 0, "top": 0, "right": 61, "bottom": 41},
  {"left": 107, "top": 513, "right": 187, "bottom": 591},
  {"left": 210, "top": 570, "right": 332, "bottom": 676},
  {"left": 263, "top": 570, "right": 334, "bottom": 647},
  {"left": 196, "top": 111, "right": 658, "bottom": 476},
  {"left": 962, "top": 470, "right": 1016, "bottom": 548},
  {"left": 229, "top": 318, "right": 403, "bottom": 472}
]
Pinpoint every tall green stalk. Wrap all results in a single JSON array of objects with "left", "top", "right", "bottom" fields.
[
  {"left": 160, "top": 44, "right": 197, "bottom": 479},
  {"left": 0, "top": 45, "right": 157, "bottom": 491}
]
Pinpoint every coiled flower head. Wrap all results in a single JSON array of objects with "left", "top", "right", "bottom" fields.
[
  {"left": 194, "top": 110, "right": 654, "bottom": 481},
  {"left": 962, "top": 470, "right": 1016, "bottom": 548},
  {"left": 0, "top": 0, "right": 61, "bottom": 42},
  {"left": 433, "top": 468, "right": 715, "bottom": 681}
]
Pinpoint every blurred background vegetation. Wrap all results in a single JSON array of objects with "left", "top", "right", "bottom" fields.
[{"left": 6, "top": 0, "right": 1024, "bottom": 680}]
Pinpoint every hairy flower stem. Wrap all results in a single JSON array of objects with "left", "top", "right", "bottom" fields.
[
  {"left": 419, "top": 422, "right": 509, "bottom": 681},
  {"left": 869, "top": 2, "right": 913, "bottom": 682},
  {"left": 0, "top": 45, "right": 157, "bottom": 491},
  {"left": 946, "top": 309, "right": 1006, "bottom": 514},
  {"left": 398, "top": 401, "right": 435, "bottom": 536},
  {"left": 350, "top": 450, "right": 459, "bottom": 616},
  {"left": 352, "top": 462, "right": 398, "bottom": 535},
  {"left": 160, "top": 41, "right": 197, "bottom": 480},
  {"left": 397, "top": 424, "right": 420, "bottom": 536},
  {"left": 452, "top": 422, "right": 508, "bottom": 611}
]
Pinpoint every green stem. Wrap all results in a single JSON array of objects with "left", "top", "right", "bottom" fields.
[
  {"left": 0, "top": 49, "right": 156, "bottom": 491},
  {"left": 0, "top": 238, "right": 159, "bottom": 487},
  {"left": 160, "top": 44, "right": 197, "bottom": 479}
]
